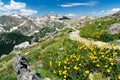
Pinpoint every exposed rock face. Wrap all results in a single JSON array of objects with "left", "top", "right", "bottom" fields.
[
  {"left": 112, "top": 11, "right": 120, "bottom": 21},
  {"left": 107, "top": 23, "right": 120, "bottom": 34},
  {"left": 14, "top": 41, "right": 30, "bottom": 51},
  {"left": 13, "top": 53, "right": 42, "bottom": 80},
  {"left": 59, "top": 16, "right": 70, "bottom": 20}
]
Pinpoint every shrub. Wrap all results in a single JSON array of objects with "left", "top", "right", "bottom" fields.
[{"left": 100, "top": 33, "right": 120, "bottom": 42}]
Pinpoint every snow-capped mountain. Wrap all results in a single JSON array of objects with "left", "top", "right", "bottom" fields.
[{"left": 0, "top": 14, "right": 70, "bottom": 36}]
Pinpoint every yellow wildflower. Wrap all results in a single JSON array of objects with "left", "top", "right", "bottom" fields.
[
  {"left": 53, "top": 70, "right": 56, "bottom": 74},
  {"left": 110, "top": 62, "right": 114, "bottom": 66},
  {"left": 64, "top": 75, "right": 67, "bottom": 79},
  {"left": 63, "top": 70, "right": 67, "bottom": 74},
  {"left": 96, "top": 64, "right": 100, "bottom": 67},
  {"left": 105, "top": 65, "right": 108, "bottom": 68},
  {"left": 74, "top": 65, "right": 79, "bottom": 70},
  {"left": 49, "top": 61, "right": 52, "bottom": 67},
  {"left": 101, "top": 54, "right": 105, "bottom": 58},
  {"left": 59, "top": 70, "right": 62, "bottom": 75},
  {"left": 64, "top": 66, "right": 67, "bottom": 69},
  {"left": 108, "top": 58, "right": 113, "bottom": 61},
  {"left": 64, "top": 60, "right": 67, "bottom": 64},
  {"left": 79, "top": 63, "right": 82, "bottom": 66},
  {"left": 89, "top": 77, "right": 93, "bottom": 80},
  {"left": 85, "top": 70, "right": 90, "bottom": 74},
  {"left": 118, "top": 75, "right": 120, "bottom": 80},
  {"left": 106, "top": 69, "right": 111, "bottom": 73},
  {"left": 58, "top": 62, "right": 61, "bottom": 66},
  {"left": 113, "top": 52, "right": 118, "bottom": 56}
]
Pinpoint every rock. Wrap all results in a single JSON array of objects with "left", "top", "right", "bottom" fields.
[
  {"left": 44, "top": 78, "right": 51, "bottom": 80},
  {"left": 89, "top": 73, "right": 94, "bottom": 79},
  {"left": 58, "top": 47, "right": 64, "bottom": 50},
  {"left": 13, "top": 53, "right": 42, "bottom": 80},
  {"left": 107, "top": 23, "right": 120, "bottom": 34},
  {"left": 59, "top": 16, "right": 70, "bottom": 20},
  {"left": 112, "top": 11, "right": 120, "bottom": 21},
  {"left": 14, "top": 41, "right": 30, "bottom": 51},
  {"left": 0, "top": 54, "right": 7, "bottom": 59}
]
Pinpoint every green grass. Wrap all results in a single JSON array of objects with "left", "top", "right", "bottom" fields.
[
  {"left": 0, "top": 27, "right": 120, "bottom": 80},
  {"left": 80, "top": 18, "right": 119, "bottom": 42},
  {"left": 38, "top": 67, "right": 62, "bottom": 80},
  {"left": 40, "top": 35, "right": 120, "bottom": 80},
  {"left": 0, "top": 61, "right": 16, "bottom": 80}
]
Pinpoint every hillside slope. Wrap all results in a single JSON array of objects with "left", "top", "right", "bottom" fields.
[
  {"left": 0, "top": 12, "right": 120, "bottom": 80},
  {"left": 0, "top": 27, "right": 120, "bottom": 80}
]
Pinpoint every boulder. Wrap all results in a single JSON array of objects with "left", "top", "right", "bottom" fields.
[
  {"left": 107, "top": 23, "right": 120, "bottom": 34},
  {"left": 13, "top": 53, "right": 42, "bottom": 80},
  {"left": 14, "top": 41, "right": 30, "bottom": 51}
]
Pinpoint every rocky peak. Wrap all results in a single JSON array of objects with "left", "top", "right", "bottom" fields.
[
  {"left": 11, "top": 14, "right": 22, "bottom": 19},
  {"left": 13, "top": 53, "right": 42, "bottom": 80},
  {"left": 111, "top": 11, "right": 120, "bottom": 21}
]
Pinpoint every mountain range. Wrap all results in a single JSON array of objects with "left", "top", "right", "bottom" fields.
[{"left": 0, "top": 13, "right": 96, "bottom": 56}]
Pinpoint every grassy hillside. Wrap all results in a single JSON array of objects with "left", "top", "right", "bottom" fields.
[
  {"left": 80, "top": 18, "right": 119, "bottom": 42},
  {"left": 0, "top": 28, "right": 120, "bottom": 80},
  {"left": 0, "top": 28, "right": 72, "bottom": 80}
]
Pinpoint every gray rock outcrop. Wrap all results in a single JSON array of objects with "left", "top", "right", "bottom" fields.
[
  {"left": 107, "top": 23, "right": 120, "bottom": 34},
  {"left": 13, "top": 53, "right": 42, "bottom": 80},
  {"left": 14, "top": 41, "right": 30, "bottom": 51}
]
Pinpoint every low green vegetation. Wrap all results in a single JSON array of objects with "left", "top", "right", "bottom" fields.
[
  {"left": 0, "top": 28, "right": 71, "bottom": 80},
  {"left": 80, "top": 19, "right": 119, "bottom": 42},
  {"left": 0, "top": 27, "right": 120, "bottom": 80},
  {"left": 0, "top": 53, "right": 16, "bottom": 80},
  {"left": 40, "top": 33, "right": 120, "bottom": 80},
  {"left": 100, "top": 33, "right": 120, "bottom": 42}
]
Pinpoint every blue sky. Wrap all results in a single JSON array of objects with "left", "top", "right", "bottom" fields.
[{"left": 0, "top": 0, "right": 120, "bottom": 17}]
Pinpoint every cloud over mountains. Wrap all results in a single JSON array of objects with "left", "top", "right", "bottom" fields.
[
  {"left": 92, "top": 8, "right": 120, "bottom": 17},
  {"left": 0, "top": 0, "right": 37, "bottom": 16},
  {"left": 60, "top": 1, "right": 97, "bottom": 7}
]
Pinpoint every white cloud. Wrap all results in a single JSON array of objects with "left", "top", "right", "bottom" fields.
[
  {"left": 92, "top": 8, "right": 120, "bottom": 17},
  {"left": 3, "top": 0, "right": 26, "bottom": 11},
  {"left": 1, "top": 11, "right": 19, "bottom": 15},
  {"left": 60, "top": 1, "right": 97, "bottom": 7},
  {"left": 106, "top": 8, "right": 120, "bottom": 14},
  {"left": 65, "top": 13, "right": 76, "bottom": 17},
  {"left": 20, "top": 9, "right": 38, "bottom": 16},
  {"left": 0, "top": 0, "right": 37, "bottom": 16}
]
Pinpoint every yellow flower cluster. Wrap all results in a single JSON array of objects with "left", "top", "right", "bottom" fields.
[
  {"left": 118, "top": 75, "right": 120, "bottom": 80},
  {"left": 46, "top": 39, "right": 120, "bottom": 79}
]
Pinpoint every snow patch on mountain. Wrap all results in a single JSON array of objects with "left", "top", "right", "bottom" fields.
[{"left": 11, "top": 14, "right": 22, "bottom": 19}]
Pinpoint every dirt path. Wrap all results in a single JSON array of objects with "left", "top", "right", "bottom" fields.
[{"left": 69, "top": 30, "right": 120, "bottom": 50}]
